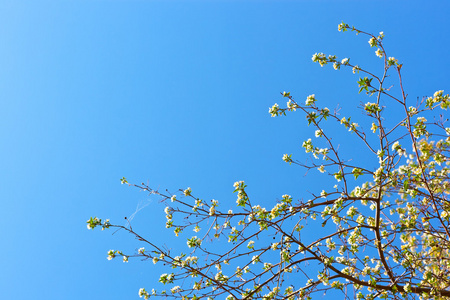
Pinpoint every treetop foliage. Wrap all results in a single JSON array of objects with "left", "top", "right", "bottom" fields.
[{"left": 88, "top": 23, "right": 450, "bottom": 300}]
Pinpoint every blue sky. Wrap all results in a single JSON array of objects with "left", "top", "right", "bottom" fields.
[{"left": 1, "top": 1, "right": 449, "bottom": 299}]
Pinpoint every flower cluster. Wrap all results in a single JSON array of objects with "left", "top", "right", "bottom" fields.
[
  {"left": 164, "top": 206, "right": 173, "bottom": 228},
  {"left": 305, "top": 94, "right": 316, "bottom": 106},
  {"left": 387, "top": 57, "right": 398, "bottom": 66},
  {"left": 364, "top": 102, "right": 381, "bottom": 115},
  {"left": 209, "top": 199, "right": 219, "bottom": 215},
  {"left": 107, "top": 249, "right": 116, "bottom": 260},
  {"left": 233, "top": 181, "right": 249, "bottom": 207},
  {"left": 86, "top": 217, "right": 110, "bottom": 230},
  {"left": 139, "top": 288, "right": 150, "bottom": 299},
  {"left": 282, "top": 153, "right": 293, "bottom": 164},
  {"left": 338, "top": 22, "right": 348, "bottom": 32},
  {"left": 269, "top": 103, "right": 283, "bottom": 117},
  {"left": 311, "top": 52, "right": 327, "bottom": 66},
  {"left": 286, "top": 99, "right": 297, "bottom": 111},
  {"left": 158, "top": 273, "right": 174, "bottom": 284},
  {"left": 183, "top": 187, "right": 192, "bottom": 196},
  {"left": 375, "top": 48, "right": 383, "bottom": 58},
  {"left": 340, "top": 116, "right": 359, "bottom": 132},
  {"left": 186, "top": 236, "right": 202, "bottom": 248},
  {"left": 425, "top": 90, "right": 450, "bottom": 109}
]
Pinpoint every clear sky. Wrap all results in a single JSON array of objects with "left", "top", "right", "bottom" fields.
[{"left": 1, "top": 1, "right": 449, "bottom": 299}]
